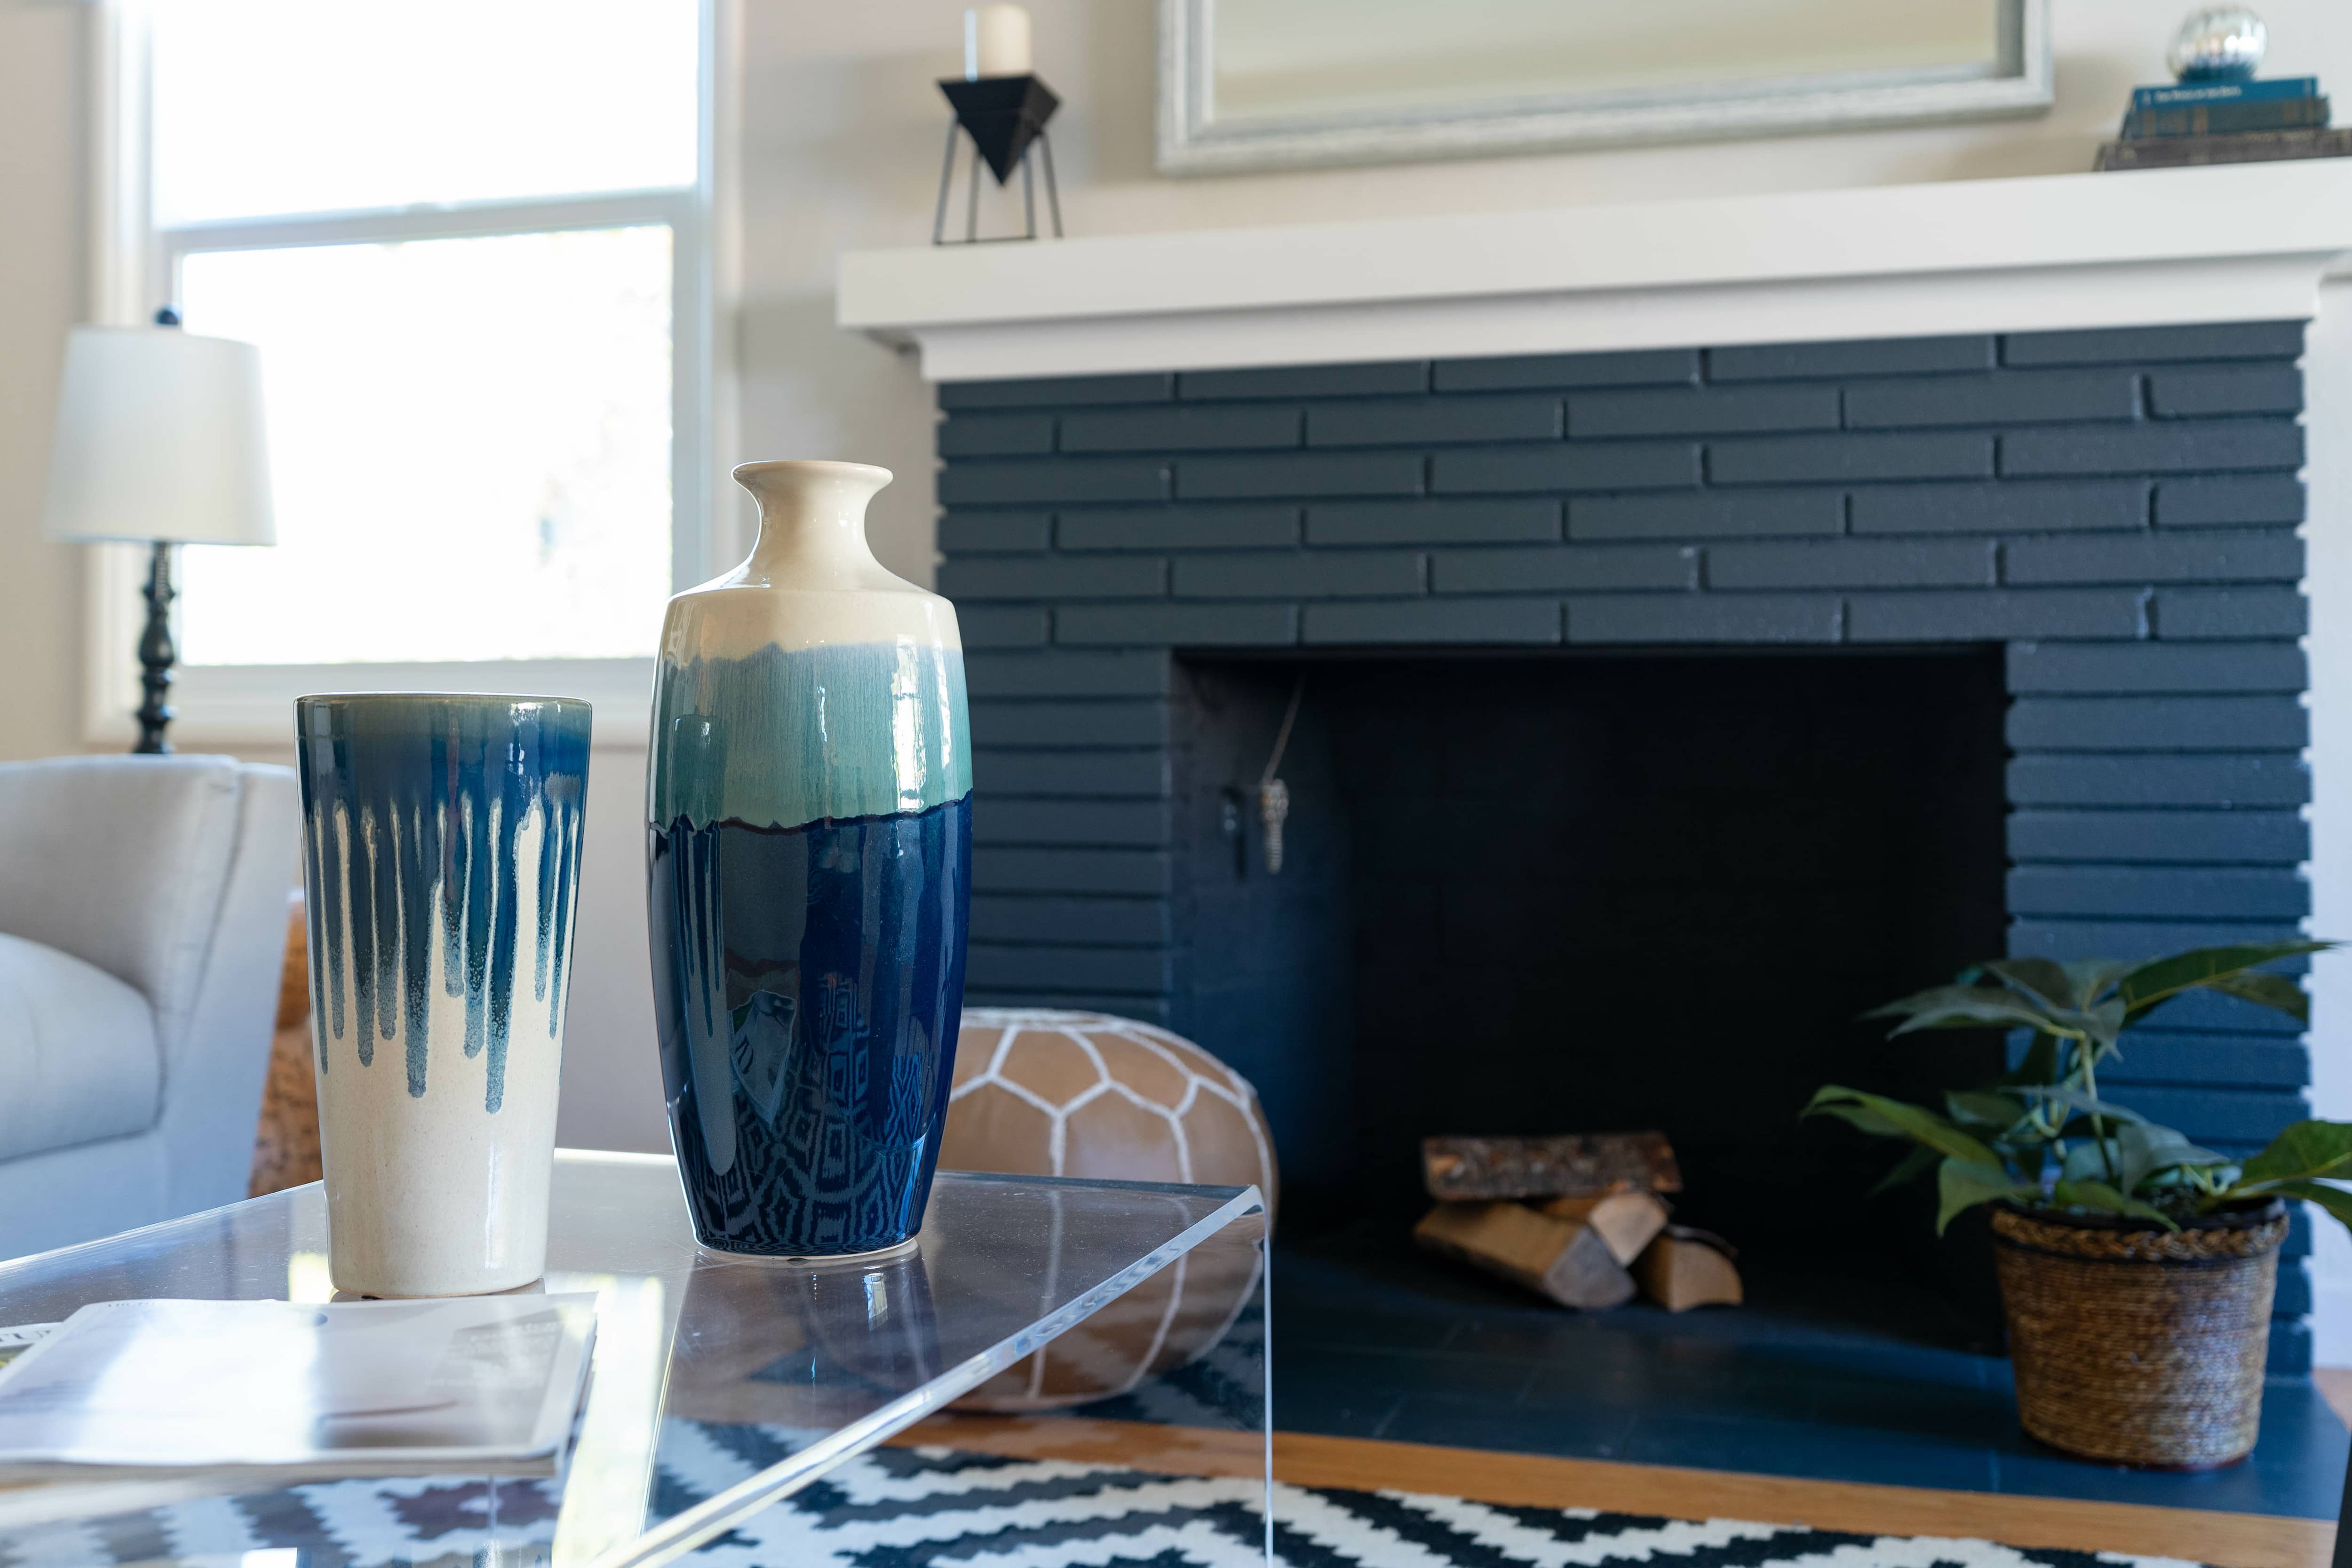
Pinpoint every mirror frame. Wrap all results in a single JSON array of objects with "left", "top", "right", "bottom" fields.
[{"left": 1156, "top": 0, "right": 2051, "bottom": 175}]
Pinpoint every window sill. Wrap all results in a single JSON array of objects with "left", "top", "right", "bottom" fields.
[{"left": 84, "top": 657, "right": 655, "bottom": 750}]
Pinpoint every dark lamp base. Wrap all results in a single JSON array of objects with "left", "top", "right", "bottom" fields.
[{"left": 135, "top": 538, "right": 176, "bottom": 755}]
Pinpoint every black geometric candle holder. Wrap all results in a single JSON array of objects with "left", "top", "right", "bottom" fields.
[{"left": 933, "top": 74, "right": 1062, "bottom": 244}]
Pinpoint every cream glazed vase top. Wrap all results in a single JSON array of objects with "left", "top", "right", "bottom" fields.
[
  {"left": 646, "top": 460, "right": 975, "bottom": 1257},
  {"left": 666, "top": 462, "right": 961, "bottom": 662}
]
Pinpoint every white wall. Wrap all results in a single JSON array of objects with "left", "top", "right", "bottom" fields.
[
  {"left": 0, "top": 4, "right": 90, "bottom": 767},
  {"left": 6, "top": 3, "right": 2352, "bottom": 1311}
]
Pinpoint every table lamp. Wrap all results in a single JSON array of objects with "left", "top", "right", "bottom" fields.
[{"left": 42, "top": 309, "right": 274, "bottom": 754}]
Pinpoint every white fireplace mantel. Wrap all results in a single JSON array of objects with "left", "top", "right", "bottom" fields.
[{"left": 839, "top": 162, "right": 2352, "bottom": 382}]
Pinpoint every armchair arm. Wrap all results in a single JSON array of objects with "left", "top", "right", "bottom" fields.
[
  {"left": 155, "top": 765, "right": 300, "bottom": 1212},
  {"left": 0, "top": 756, "right": 300, "bottom": 1214}
]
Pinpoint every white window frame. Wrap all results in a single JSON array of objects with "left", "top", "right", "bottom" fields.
[{"left": 81, "top": 0, "right": 738, "bottom": 750}]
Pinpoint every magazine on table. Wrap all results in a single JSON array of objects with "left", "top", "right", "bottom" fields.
[
  {"left": 0, "top": 1296, "right": 596, "bottom": 1526},
  {"left": 0, "top": 1327, "right": 55, "bottom": 1376}
]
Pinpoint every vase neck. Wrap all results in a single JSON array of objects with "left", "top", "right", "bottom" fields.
[{"left": 732, "top": 460, "right": 893, "bottom": 588}]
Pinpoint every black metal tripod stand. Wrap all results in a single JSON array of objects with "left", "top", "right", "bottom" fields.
[{"left": 933, "top": 74, "right": 1064, "bottom": 245}]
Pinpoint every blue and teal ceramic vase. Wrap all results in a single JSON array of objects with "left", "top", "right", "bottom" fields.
[{"left": 648, "top": 460, "right": 972, "bottom": 1257}]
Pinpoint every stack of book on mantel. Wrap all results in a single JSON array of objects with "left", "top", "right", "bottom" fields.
[{"left": 2097, "top": 75, "right": 2350, "bottom": 170}]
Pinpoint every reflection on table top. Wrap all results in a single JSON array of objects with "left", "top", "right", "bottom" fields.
[{"left": 0, "top": 1151, "right": 1268, "bottom": 1567}]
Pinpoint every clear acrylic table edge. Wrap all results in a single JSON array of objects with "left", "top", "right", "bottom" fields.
[{"left": 596, "top": 1178, "right": 1271, "bottom": 1568}]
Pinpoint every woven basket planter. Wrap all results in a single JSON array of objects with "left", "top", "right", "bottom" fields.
[{"left": 1990, "top": 1199, "right": 2287, "bottom": 1468}]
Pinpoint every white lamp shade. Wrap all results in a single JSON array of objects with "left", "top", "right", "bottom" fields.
[{"left": 42, "top": 324, "right": 275, "bottom": 546}]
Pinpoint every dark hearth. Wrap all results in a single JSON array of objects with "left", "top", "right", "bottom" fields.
[{"left": 1169, "top": 649, "right": 2008, "bottom": 1294}]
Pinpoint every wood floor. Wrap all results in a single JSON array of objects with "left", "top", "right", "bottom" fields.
[
  {"left": 891, "top": 1413, "right": 2338, "bottom": 1568},
  {"left": 2316, "top": 1369, "right": 2352, "bottom": 1432}
]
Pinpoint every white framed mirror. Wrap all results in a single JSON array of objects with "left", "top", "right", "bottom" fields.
[{"left": 1157, "top": 0, "right": 2051, "bottom": 175}]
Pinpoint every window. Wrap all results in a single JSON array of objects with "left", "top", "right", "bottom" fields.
[{"left": 99, "top": 0, "right": 714, "bottom": 739}]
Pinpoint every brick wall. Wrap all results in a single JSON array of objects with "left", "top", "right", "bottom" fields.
[{"left": 934, "top": 321, "right": 2314, "bottom": 1363}]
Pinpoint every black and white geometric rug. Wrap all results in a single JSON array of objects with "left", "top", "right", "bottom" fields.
[
  {"left": 656, "top": 1440, "right": 2215, "bottom": 1568},
  {"left": 0, "top": 1437, "right": 2217, "bottom": 1567}
]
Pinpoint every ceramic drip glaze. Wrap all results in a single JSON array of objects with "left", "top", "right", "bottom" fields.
[
  {"left": 295, "top": 694, "right": 592, "bottom": 1297},
  {"left": 648, "top": 460, "right": 973, "bottom": 1257},
  {"left": 301, "top": 708, "right": 588, "bottom": 1109},
  {"left": 652, "top": 641, "right": 970, "bottom": 829}
]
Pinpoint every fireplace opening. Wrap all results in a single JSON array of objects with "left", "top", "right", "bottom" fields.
[{"left": 1170, "top": 645, "right": 2010, "bottom": 1341}]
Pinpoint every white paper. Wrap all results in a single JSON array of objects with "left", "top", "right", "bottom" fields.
[
  {"left": 0, "top": 1326, "right": 57, "bottom": 1375},
  {"left": 0, "top": 1297, "right": 596, "bottom": 1468}
]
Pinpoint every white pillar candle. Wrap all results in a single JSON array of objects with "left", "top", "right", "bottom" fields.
[{"left": 964, "top": 4, "right": 1032, "bottom": 79}]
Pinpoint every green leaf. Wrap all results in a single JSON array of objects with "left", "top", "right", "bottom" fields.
[
  {"left": 1864, "top": 985, "right": 2064, "bottom": 1037},
  {"left": 2061, "top": 959, "right": 2136, "bottom": 1009},
  {"left": 2236, "top": 1120, "right": 2352, "bottom": 1187},
  {"left": 1801, "top": 1084, "right": 1883, "bottom": 1123},
  {"left": 2262, "top": 1180, "right": 2352, "bottom": 1232},
  {"left": 1809, "top": 1102, "right": 1907, "bottom": 1139},
  {"left": 1946, "top": 1090, "right": 2029, "bottom": 1131},
  {"left": 2053, "top": 1179, "right": 2178, "bottom": 1229},
  {"left": 2082, "top": 998, "right": 2127, "bottom": 1051},
  {"left": 2021, "top": 1085, "right": 2148, "bottom": 1126},
  {"left": 2115, "top": 941, "right": 2334, "bottom": 1024},
  {"left": 1979, "top": 958, "right": 2073, "bottom": 1010},
  {"left": 1802, "top": 1086, "right": 1915, "bottom": 1140},
  {"left": 1804, "top": 1086, "right": 2003, "bottom": 1166},
  {"left": 1871, "top": 1143, "right": 1941, "bottom": 1197},
  {"left": 1938, "top": 1158, "right": 2037, "bottom": 1234},
  {"left": 2061, "top": 1139, "right": 2119, "bottom": 1185},
  {"left": 2118, "top": 1121, "right": 2230, "bottom": 1195},
  {"left": 2144, "top": 1164, "right": 2230, "bottom": 1194},
  {"left": 2203, "top": 969, "right": 2312, "bottom": 1026},
  {"left": 1998, "top": 1032, "right": 2064, "bottom": 1088}
]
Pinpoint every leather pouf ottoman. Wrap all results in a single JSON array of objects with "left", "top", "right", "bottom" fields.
[{"left": 941, "top": 1009, "right": 1278, "bottom": 1410}]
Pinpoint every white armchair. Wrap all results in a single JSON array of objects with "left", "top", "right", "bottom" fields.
[{"left": 0, "top": 755, "right": 298, "bottom": 1258}]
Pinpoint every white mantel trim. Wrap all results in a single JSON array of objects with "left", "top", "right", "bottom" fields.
[{"left": 840, "top": 162, "right": 2352, "bottom": 382}]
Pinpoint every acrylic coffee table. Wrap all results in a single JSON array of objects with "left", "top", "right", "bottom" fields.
[{"left": 0, "top": 1151, "right": 1272, "bottom": 1567}]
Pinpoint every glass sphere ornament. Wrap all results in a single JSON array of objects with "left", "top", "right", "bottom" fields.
[{"left": 2167, "top": 7, "right": 2268, "bottom": 83}]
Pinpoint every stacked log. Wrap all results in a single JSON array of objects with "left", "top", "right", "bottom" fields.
[
  {"left": 1413, "top": 1133, "right": 1740, "bottom": 1312},
  {"left": 1413, "top": 1202, "right": 1639, "bottom": 1309},
  {"left": 1422, "top": 1132, "right": 1680, "bottom": 1201},
  {"left": 1535, "top": 1191, "right": 1673, "bottom": 1264},
  {"left": 1636, "top": 1225, "right": 1744, "bottom": 1312}
]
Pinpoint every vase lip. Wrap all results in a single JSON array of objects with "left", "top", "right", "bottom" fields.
[
  {"left": 295, "top": 691, "right": 593, "bottom": 710},
  {"left": 731, "top": 458, "right": 892, "bottom": 489}
]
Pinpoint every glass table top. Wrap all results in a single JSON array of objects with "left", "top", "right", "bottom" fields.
[{"left": 0, "top": 1151, "right": 1271, "bottom": 1567}]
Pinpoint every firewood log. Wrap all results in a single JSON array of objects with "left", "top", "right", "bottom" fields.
[
  {"left": 1413, "top": 1202, "right": 1637, "bottom": 1309},
  {"left": 1634, "top": 1225, "right": 1742, "bottom": 1312},
  {"left": 1422, "top": 1132, "right": 1681, "bottom": 1201},
  {"left": 1535, "top": 1190, "right": 1672, "bottom": 1266}
]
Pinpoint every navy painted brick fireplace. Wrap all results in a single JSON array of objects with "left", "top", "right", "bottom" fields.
[{"left": 932, "top": 320, "right": 2315, "bottom": 1365}]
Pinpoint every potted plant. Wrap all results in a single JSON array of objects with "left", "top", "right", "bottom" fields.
[{"left": 1807, "top": 941, "right": 2350, "bottom": 1468}]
